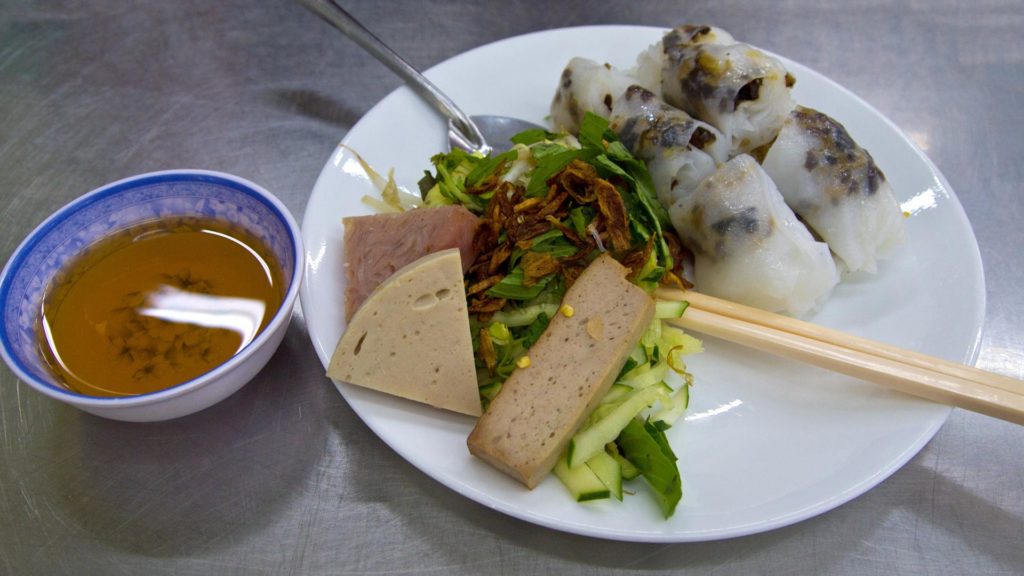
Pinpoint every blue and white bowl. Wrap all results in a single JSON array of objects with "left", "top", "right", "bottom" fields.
[{"left": 0, "top": 170, "right": 303, "bottom": 422}]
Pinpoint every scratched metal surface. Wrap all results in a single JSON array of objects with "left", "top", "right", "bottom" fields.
[{"left": 1, "top": 1, "right": 1022, "bottom": 574}]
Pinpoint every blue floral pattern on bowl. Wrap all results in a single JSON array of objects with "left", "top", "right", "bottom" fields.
[{"left": 0, "top": 171, "right": 299, "bottom": 396}]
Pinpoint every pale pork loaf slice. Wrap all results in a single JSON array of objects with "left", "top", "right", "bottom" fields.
[
  {"left": 467, "top": 254, "right": 655, "bottom": 488},
  {"left": 343, "top": 205, "right": 479, "bottom": 321},
  {"left": 328, "top": 249, "right": 481, "bottom": 416}
]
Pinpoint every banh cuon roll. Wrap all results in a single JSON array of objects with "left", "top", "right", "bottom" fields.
[
  {"left": 550, "top": 56, "right": 653, "bottom": 135},
  {"left": 762, "top": 106, "right": 905, "bottom": 274},
  {"left": 638, "top": 24, "right": 796, "bottom": 157},
  {"left": 669, "top": 154, "right": 839, "bottom": 315},
  {"left": 548, "top": 23, "right": 904, "bottom": 316},
  {"left": 609, "top": 85, "right": 730, "bottom": 209}
]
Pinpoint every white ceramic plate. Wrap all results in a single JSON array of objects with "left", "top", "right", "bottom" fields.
[{"left": 299, "top": 26, "right": 984, "bottom": 542}]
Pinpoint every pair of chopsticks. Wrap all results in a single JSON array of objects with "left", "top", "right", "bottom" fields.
[{"left": 654, "top": 288, "right": 1024, "bottom": 426}]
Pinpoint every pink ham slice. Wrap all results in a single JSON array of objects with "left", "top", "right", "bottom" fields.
[{"left": 343, "top": 205, "right": 480, "bottom": 321}]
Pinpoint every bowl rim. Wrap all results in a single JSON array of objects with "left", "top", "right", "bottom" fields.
[{"left": 0, "top": 168, "right": 304, "bottom": 408}]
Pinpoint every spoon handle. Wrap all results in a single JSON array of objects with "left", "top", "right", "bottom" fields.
[{"left": 299, "top": 0, "right": 488, "bottom": 153}]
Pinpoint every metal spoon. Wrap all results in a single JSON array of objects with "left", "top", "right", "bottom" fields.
[{"left": 299, "top": 0, "right": 544, "bottom": 155}]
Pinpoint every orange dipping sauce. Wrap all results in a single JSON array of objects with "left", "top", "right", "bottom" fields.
[{"left": 38, "top": 216, "right": 285, "bottom": 397}]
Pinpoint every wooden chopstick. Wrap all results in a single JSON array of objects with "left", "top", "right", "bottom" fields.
[{"left": 654, "top": 287, "right": 1024, "bottom": 426}]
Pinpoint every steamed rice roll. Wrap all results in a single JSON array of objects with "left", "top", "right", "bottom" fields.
[
  {"left": 633, "top": 24, "right": 735, "bottom": 91},
  {"left": 609, "top": 85, "right": 729, "bottom": 208},
  {"left": 762, "top": 106, "right": 905, "bottom": 274},
  {"left": 669, "top": 154, "right": 839, "bottom": 316},
  {"left": 550, "top": 57, "right": 655, "bottom": 135},
  {"left": 648, "top": 25, "right": 796, "bottom": 156}
]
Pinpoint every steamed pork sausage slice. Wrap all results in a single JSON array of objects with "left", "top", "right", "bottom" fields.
[
  {"left": 329, "top": 249, "right": 481, "bottom": 416},
  {"left": 343, "top": 205, "right": 479, "bottom": 321},
  {"left": 467, "top": 254, "right": 655, "bottom": 489}
]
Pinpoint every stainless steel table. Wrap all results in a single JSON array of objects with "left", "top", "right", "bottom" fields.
[{"left": 2, "top": 1, "right": 1022, "bottom": 574}]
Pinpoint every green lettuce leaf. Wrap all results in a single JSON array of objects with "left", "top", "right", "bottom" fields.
[{"left": 616, "top": 418, "right": 682, "bottom": 518}]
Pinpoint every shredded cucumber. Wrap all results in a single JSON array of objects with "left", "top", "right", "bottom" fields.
[
  {"left": 618, "top": 358, "right": 670, "bottom": 390},
  {"left": 567, "top": 385, "right": 668, "bottom": 468},
  {"left": 651, "top": 384, "right": 690, "bottom": 427},
  {"left": 606, "top": 441, "right": 641, "bottom": 480},
  {"left": 554, "top": 453, "right": 609, "bottom": 502},
  {"left": 655, "top": 299, "right": 689, "bottom": 319},
  {"left": 628, "top": 344, "right": 648, "bottom": 366},
  {"left": 586, "top": 450, "right": 623, "bottom": 501},
  {"left": 599, "top": 383, "right": 633, "bottom": 405},
  {"left": 661, "top": 324, "right": 704, "bottom": 357}
]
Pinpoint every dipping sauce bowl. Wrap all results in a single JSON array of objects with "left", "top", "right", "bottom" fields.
[{"left": 0, "top": 170, "right": 303, "bottom": 422}]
